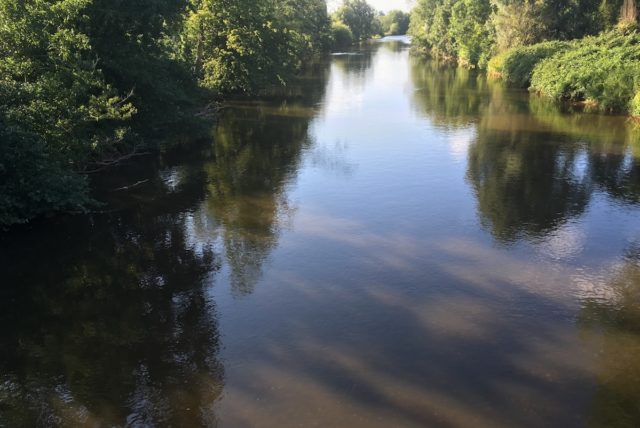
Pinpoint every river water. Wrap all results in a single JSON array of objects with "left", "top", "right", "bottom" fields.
[{"left": 2, "top": 36, "right": 640, "bottom": 427}]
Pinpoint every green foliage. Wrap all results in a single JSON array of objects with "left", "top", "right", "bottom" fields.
[
  {"left": 0, "top": 0, "right": 135, "bottom": 226},
  {"left": 0, "top": 0, "right": 332, "bottom": 226},
  {"left": 490, "top": 1, "right": 547, "bottom": 52},
  {"left": 409, "top": 0, "right": 493, "bottom": 66},
  {"left": 450, "top": 0, "right": 495, "bottom": 68},
  {"left": 530, "top": 29, "right": 640, "bottom": 113},
  {"left": 182, "top": 0, "right": 309, "bottom": 94},
  {"left": 410, "top": 0, "right": 618, "bottom": 68},
  {"left": 488, "top": 40, "right": 573, "bottom": 87},
  {"left": 275, "top": 0, "right": 332, "bottom": 52},
  {"left": 331, "top": 21, "right": 354, "bottom": 50},
  {"left": 378, "top": 10, "right": 410, "bottom": 36},
  {"left": 81, "top": 0, "right": 194, "bottom": 112},
  {"left": 490, "top": 29, "right": 640, "bottom": 113},
  {"left": 631, "top": 90, "right": 640, "bottom": 115},
  {"left": 0, "top": 124, "right": 91, "bottom": 226},
  {"left": 333, "top": 0, "right": 377, "bottom": 41}
]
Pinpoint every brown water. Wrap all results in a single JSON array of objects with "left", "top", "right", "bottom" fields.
[{"left": 2, "top": 36, "right": 640, "bottom": 427}]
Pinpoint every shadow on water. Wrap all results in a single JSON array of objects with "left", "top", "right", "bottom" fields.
[
  {"left": 578, "top": 244, "right": 640, "bottom": 428},
  {"left": 0, "top": 189, "right": 224, "bottom": 426},
  {"left": 216, "top": 239, "right": 592, "bottom": 426},
  {"left": 0, "top": 57, "right": 331, "bottom": 426}
]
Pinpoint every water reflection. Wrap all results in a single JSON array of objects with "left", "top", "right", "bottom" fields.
[
  {"left": 472, "top": 108, "right": 640, "bottom": 242},
  {"left": 3, "top": 36, "right": 640, "bottom": 428},
  {"left": 579, "top": 245, "right": 640, "bottom": 427},
  {"left": 467, "top": 130, "right": 591, "bottom": 242},
  {"left": 0, "top": 206, "right": 223, "bottom": 426},
  {"left": 0, "top": 58, "right": 330, "bottom": 426},
  {"left": 411, "top": 60, "right": 492, "bottom": 128},
  {"left": 196, "top": 102, "right": 318, "bottom": 295},
  {"left": 411, "top": 58, "right": 640, "bottom": 242}
]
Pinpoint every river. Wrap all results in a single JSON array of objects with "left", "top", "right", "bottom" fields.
[{"left": 2, "top": 36, "right": 640, "bottom": 427}]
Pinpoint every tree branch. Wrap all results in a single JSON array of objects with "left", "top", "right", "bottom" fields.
[{"left": 82, "top": 150, "right": 152, "bottom": 174}]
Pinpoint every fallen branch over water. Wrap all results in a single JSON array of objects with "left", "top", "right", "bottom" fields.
[
  {"left": 112, "top": 179, "right": 150, "bottom": 192},
  {"left": 82, "top": 151, "right": 152, "bottom": 174}
]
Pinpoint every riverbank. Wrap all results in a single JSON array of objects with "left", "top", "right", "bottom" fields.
[{"left": 488, "top": 27, "right": 640, "bottom": 116}]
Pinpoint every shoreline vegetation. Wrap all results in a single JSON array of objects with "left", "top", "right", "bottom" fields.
[
  {"left": 2, "top": 0, "right": 638, "bottom": 227},
  {"left": 408, "top": 0, "right": 640, "bottom": 116},
  {"left": 0, "top": 0, "right": 406, "bottom": 227}
]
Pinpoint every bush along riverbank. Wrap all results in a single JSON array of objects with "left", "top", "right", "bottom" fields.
[
  {"left": 488, "top": 26, "right": 640, "bottom": 115},
  {"left": 408, "top": 0, "right": 640, "bottom": 116}
]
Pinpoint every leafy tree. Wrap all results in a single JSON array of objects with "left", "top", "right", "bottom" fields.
[
  {"left": 450, "top": 0, "right": 495, "bottom": 67},
  {"left": 0, "top": 0, "right": 135, "bottom": 225},
  {"left": 333, "top": 0, "right": 377, "bottom": 41},
  {"left": 275, "top": 0, "right": 332, "bottom": 52},
  {"left": 490, "top": 1, "right": 547, "bottom": 52},
  {"left": 182, "top": 0, "right": 307, "bottom": 93},
  {"left": 410, "top": 0, "right": 617, "bottom": 67},
  {"left": 331, "top": 21, "right": 355, "bottom": 49},
  {"left": 378, "top": 10, "right": 410, "bottom": 36},
  {"left": 0, "top": 122, "right": 90, "bottom": 226},
  {"left": 409, "top": 0, "right": 458, "bottom": 60},
  {"left": 0, "top": 0, "right": 333, "bottom": 227},
  {"left": 78, "top": 0, "right": 207, "bottom": 132}
]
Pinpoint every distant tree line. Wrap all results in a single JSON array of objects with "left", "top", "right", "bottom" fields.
[
  {"left": 330, "top": 0, "right": 410, "bottom": 49},
  {"left": 0, "top": 0, "right": 332, "bottom": 226}
]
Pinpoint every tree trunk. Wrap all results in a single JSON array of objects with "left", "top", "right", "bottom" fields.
[{"left": 621, "top": 0, "right": 638, "bottom": 23}]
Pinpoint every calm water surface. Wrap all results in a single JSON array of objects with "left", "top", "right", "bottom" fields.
[{"left": 2, "top": 36, "right": 640, "bottom": 427}]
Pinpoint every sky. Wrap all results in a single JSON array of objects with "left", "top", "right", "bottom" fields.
[{"left": 327, "top": 0, "right": 415, "bottom": 13}]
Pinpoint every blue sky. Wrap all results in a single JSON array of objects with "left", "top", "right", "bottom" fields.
[{"left": 328, "top": 0, "right": 415, "bottom": 13}]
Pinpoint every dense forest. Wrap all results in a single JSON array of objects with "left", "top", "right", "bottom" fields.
[{"left": 409, "top": 0, "right": 640, "bottom": 115}]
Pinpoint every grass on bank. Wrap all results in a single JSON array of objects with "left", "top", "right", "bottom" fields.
[{"left": 488, "top": 27, "right": 640, "bottom": 115}]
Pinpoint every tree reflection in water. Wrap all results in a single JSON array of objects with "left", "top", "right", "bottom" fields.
[
  {"left": 198, "top": 103, "right": 313, "bottom": 295},
  {"left": 191, "top": 62, "right": 329, "bottom": 296},
  {"left": 0, "top": 57, "right": 331, "bottom": 426},
  {"left": 0, "top": 207, "right": 223, "bottom": 426},
  {"left": 411, "top": 58, "right": 640, "bottom": 243}
]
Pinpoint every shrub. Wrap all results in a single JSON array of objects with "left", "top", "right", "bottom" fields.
[
  {"left": 0, "top": 125, "right": 91, "bottom": 226},
  {"left": 530, "top": 30, "right": 640, "bottom": 113},
  {"left": 331, "top": 21, "right": 354, "bottom": 50},
  {"left": 488, "top": 40, "right": 573, "bottom": 87}
]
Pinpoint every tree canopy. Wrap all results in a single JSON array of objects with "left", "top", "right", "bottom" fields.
[
  {"left": 0, "top": 0, "right": 332, "bottom": 227},
  {"left": 333, "top": 0, "right": 378, "bottom": 41},
  {"left": 378, "top": 10, "right": 410, "bottom": 36}
]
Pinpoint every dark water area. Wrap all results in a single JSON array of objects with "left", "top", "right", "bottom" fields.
[{"left": 2, "top": 36, "right": 640, "bottom": 427}]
